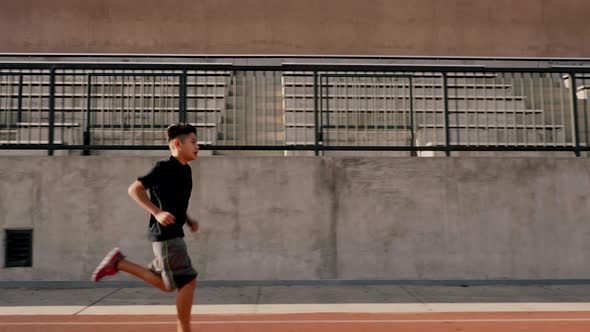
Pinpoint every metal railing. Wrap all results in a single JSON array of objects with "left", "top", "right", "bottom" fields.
[{"left": 1, "top": 61, "right": 590, "bottom": 156}]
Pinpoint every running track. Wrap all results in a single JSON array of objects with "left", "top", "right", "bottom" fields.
[{"left": 3, "top": 312, "right": 590, "bottom": 332}]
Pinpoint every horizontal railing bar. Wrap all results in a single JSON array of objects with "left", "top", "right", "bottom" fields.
[
  {"left": 1, "top": 62, "right": 590, "bottom": 73},
  {"left": 0, "top": 144, "right": 583, "bottom": 152}
]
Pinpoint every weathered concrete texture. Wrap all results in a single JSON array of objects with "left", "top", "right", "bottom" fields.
[
  {"left": 0, "top": 156, "right": 590, "bottom": 282},
  {"left": 189, "top": 157, "right": 336, "bottom": 281},
  {"left": 332, "top": 158, "right": 590, "bottom": 280},
  {"left": 3, "top": 284, "right": 590, "bottom": 308},
  {"left": 1, "top": 0, "right": 589, "bottom": 57}
]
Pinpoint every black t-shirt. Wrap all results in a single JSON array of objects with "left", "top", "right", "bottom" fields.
[{"left": 137, "top": 156, "right": 192, "bottom": 242}]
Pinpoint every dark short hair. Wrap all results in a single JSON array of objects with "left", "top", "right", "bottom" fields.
[{"left": 167, "top": 123, "right": 196, "bottom": 141}]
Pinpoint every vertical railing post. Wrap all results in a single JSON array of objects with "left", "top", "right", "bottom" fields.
[
  {"left": 83, "top": 73, "right": 92, "bottom": 156},
  {"left": 17, "top": 74, "right": 23, "bottom": 124},
  {"left": 443, "top": 72, "right": 451, "bottom": 157},
  {"left": 409, "top": 77, "right": 416, "bottom": 157},
  {"left": 313, "top": 71, "right": 320, "bottom": 156},
  {"left": 179, "top": 70, "right": 187, "bottom": 123},
  {"left": 325, "top": 75, "right": 330, "bottom": 147},
  {"left": 570, "top": 72, "right": 581, "bottom": 157},
  {"left": 48, "top": 67, "right": 56, "bottom": 156}
]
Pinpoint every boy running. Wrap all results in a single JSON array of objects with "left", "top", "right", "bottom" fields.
[{"left": 92, "top": 123, "right": 200, "bottom": 332}]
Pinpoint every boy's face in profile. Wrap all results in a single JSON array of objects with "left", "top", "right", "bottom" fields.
[{"left": 176, "top": 132, "right": 199, "bottom": 161}]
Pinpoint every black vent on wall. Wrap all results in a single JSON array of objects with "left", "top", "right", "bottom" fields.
[{"left": 5, "top": 229, "right": 33, "bottom": 268}]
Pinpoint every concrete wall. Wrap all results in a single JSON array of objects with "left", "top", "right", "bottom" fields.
[
  {"left": 1, "top": 0, "right": 590, "bottom": 57},
  {"left": 1, "top": 156, "right": 589, "bottom": 282}
]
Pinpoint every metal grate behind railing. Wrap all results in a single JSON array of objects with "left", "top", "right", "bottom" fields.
[{"left": 1, "top": 61, "right": 590, "bottom": 156}]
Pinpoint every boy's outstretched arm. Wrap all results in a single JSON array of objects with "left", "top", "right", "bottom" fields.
[
  {"left": 186, "top": 214, "right": 199, "bottom": 233},
  {"left": 128, "top": 180, "right": 175, "bottom": 226}
]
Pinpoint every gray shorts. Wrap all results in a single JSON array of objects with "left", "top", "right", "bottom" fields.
[{"left": 148, "top": 237, "right": 198, "bottom": 291}]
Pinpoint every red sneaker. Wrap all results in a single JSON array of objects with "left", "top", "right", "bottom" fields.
[{"left": 92, "top": 248, "right": 124, "bottom": 282}]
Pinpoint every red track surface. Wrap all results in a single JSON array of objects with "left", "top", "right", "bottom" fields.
[{"left": 2, "top": 312, "right": 590, "bottom": 332}]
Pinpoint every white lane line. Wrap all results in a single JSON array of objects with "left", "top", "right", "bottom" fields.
[
  {"left": 4, "top": 303, "right": 590, "bottom": 316},
  {"left": 0, "top": 306, "right": 86, "bottom": 315},
  {"left": 3, "top": 318, "right": 590, "bottom": 325}
]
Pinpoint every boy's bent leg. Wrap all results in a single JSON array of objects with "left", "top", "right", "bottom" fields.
[
  {"left": 92, "top": 248, "right": 124, "bottom": 282},
  {"left": 175, "top": 278, "right": 196, "bottom": 332},
  {"left": 117, "top": 259, "right": 172, "bottom": 292},
  {"left": 92, "top": 248, "right": 171, "bottom": 292}
]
